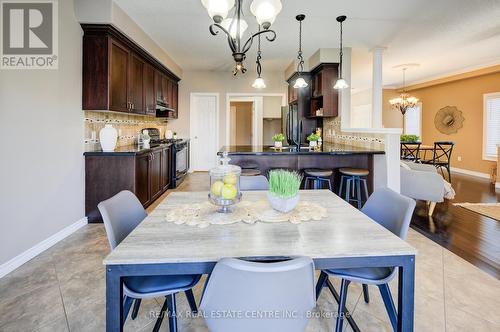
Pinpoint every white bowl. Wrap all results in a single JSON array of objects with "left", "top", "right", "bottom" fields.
[{"left": 267, "top": 192, "right": 300, "bottom": 213}]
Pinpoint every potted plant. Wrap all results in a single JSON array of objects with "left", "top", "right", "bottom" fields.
[
  {"left": 307, "top": 133, "right": 320, "bottom": 147},
  {"left": 267, "top": 170, "right": 302, "bottom": 213},
  {"left": 400, "top": 134, "right": 420, "bottom": 143},
  {"left": 272, "top": 133, "right": 285, "bottom": 148}
]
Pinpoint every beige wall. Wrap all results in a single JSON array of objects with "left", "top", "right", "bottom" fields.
[
  {"left": 230, "top": 102, "right": 253, "bottom": 145},
  {"left": 0, "top": 0, "right": 84, "bottom": 266},
  {"left": 383, "top": 72, "right": 500, "bottom": 174},
  {"left": 169, "top": 70, "right": 287, "bottom": 148},
  {"left": 382, "top": 89, "right": 403, "bottom": 128}
]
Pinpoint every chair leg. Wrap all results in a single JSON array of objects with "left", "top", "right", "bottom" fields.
[
  {"left": 328, "top": 178, "right": 333, "bottom": 191},
  {"left": 122, "top": 296, "right": 134, "bottom": 325},
  {"left": 345, "top": 178, "right": 351, "bottom": 202},
  {"left": 326, "top": 279, "right": 360, "bottom": 332},
  {"left": 378, "top": 284, "right": 398, "bottom": 331},
  {"left": 446, "top": 165, "right": 451, "bottom": 182},
  {"left": 356, "top": 177, "right": 362, "bottom": 209},
  {"left": 152, "top": 297, "right": 169, "bottom": 332},
  {"left": 185, "top": 289, "right": 198, "bottom": 314},
  {"left": 336, "top": 279, "right": 351, "bottom": 332},
  {"left": 315, "top": 271, "right": 328, "bottom": 300},
  {"left": 166, "top": 294, "right": 178, "bottom": 332},
  {"left": 361, "top": 179, "right": 369, "bottom": 202},
  {"left": 339, "top": 176, "right": 344, "bottom": 196},
  {"left": 131, "top": 299, "right": 141, "bottom": 320},
  {"left": 362, "top": 284, "right": 370, "bottom": 303},
  {"left": 428, "top": 201, "right": 437, "bottom": 216}
]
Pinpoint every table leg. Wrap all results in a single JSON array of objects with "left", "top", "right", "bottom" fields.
[
  {"left": 106, "top": 266, "right": 123, "bottom": 332},
  {"left": 397, "top": 256, "right": 415, "bottom": 332}
]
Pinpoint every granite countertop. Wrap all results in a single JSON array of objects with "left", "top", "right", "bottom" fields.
[
  {"left": 219, "top": 143, "right": 385, "bottom": 156},
  {"left": 84, "top": 143, "right": 172, "bottom": 156}
]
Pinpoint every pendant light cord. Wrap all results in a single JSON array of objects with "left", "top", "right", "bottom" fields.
[
  {"left": 297, "top": 19, "right": 304, "bottom": 73},
  {"left": 256, "top": 26, "right": 262, "bottom": 78},
  {"left": 339, "top": 20, "right": 343, "bottom": 77}
]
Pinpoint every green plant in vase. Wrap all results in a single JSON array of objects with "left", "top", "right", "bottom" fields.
[
  {"left": 267, "top": 170, "right": 302, "bottom": 213},
  {"left": 272, "top": 133, "right": 285, "bottom": 148},
  {"left": 400, "top": 134, "right": 420, "bottom": 143},
  {"left": 307, "top": 133, "right": 320, "bottom": 147}
]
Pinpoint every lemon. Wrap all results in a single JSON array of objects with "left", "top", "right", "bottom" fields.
[
  {"left": 221, "top": 184, "right": 238, "bottom": 200},
  {"left": 223, "top": 173, "right": 238, "bottom": 185},
  {"left": 210, "top": 180, "right": 224, "bottom": 196}
]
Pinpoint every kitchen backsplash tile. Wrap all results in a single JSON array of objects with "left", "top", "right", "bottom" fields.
[
  {"left": 323, "top": 117, "right": 385, "bottom": 150},
  {"left": 84, "top": 111, "right": 168, "bottom": 149}
]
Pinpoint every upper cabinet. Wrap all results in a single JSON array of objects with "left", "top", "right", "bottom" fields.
[
  {"left": 309, "top": 63, "right": 339, "bottom": 118},
  {"left": 82, "top": 24, "right": 180, "bottom": 118}
]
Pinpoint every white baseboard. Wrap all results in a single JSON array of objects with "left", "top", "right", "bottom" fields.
[
  {"left": 450, "top": 167, "right": 490, "bottom": 179},
  {"left": 0, "top": 217, "right": 88, "bottom": 278}
]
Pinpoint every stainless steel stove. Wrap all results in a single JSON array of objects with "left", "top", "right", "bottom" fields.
[{"left": 142, "top": 128, "right": 189, "bottom": 188}]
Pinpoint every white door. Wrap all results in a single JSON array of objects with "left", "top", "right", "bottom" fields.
[{"left": 190, "top": 94, "right": 218, "bottom": 171}]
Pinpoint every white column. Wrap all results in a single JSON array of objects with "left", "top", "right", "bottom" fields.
[{"left": 371, "top": 47, "right": 384, "bottom": 128}]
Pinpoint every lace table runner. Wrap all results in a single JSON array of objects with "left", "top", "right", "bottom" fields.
[{"left": 165, "top": 200, "right": 327, "bottom": 228}]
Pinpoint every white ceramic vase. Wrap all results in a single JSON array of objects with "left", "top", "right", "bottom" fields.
[
  {"left": 309, "top": 141, "right": 317, "bottom": 147},
  {"left": 99, "top": 124, "right": 118, "bottom": 152},
  {"left": 274, "top": 141, "right": 283, "bottom": 148},
  {"left": 267, "top": 192, "right": 300, "bottom": 213}
]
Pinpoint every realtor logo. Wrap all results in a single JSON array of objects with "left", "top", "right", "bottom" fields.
[{"left": 1, "top": 0, "right": 58, "bottom": 69}]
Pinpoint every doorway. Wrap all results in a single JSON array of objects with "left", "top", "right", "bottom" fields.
[
  {"left": 190, "top": 93, "right": 219, "bottom": 171},
  {"left": 229, "top": 102, "right": 253, "bottom": 145}
]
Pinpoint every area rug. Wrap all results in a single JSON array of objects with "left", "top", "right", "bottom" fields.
[{"left": 453, "top": 203, "right": 500, "bottom": 221}]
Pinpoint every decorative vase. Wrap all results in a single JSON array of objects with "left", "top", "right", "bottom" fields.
[
  {"left": 267, "top": 192, "right": 300, "bottom": 213},
  {"left": 99, "top": 124, "right": 117, "bottom": 152},
  {"left": 309, "top": 141, "right": 317, "bottom": 147},
  {"left": 274, "top": 141, "right": 283, "bottom": 148}
]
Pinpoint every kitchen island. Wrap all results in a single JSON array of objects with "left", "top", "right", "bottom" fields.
[{"left": 219, "top": 143, "right": 385, "bottom": 193}]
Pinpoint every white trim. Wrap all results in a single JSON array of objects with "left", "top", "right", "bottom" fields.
[
  {"left": 495, "top": 182, "right": 500, "bottom": 190},
  {"left": 482, "top": 92, "right": 500, "bottom": 161},
  {"left": 189, "top": 93, "right": 220, "bottom": 171},
  {"left": 225, "top": 93, "right": 286, "bottom": 146},
  {"left": 450, "top": 167, "right": 490, "bottom": 179},
  {"left": 341, "top": 127, "right": 402, "bottom": 134},
  {"left": 0, "top": 217, "right": 88, "bottom": 278}
]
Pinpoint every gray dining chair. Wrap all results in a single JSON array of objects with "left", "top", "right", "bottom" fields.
[
  {"left": 98, "top": 190, "right": 201, "bottom": 332},
  {"left": 316, "top": 188, "right": 416, "bottom": 332},
  {"left": 200, "top": 257, "right": 316, "bottom": 332},
  {"left": 240, "top": 175, "right": 269, "bottom": 191}
]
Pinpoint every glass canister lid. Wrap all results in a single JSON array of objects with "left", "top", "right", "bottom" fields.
[{"left": 210, "top": 152, "right": 241, "bottom": 177}]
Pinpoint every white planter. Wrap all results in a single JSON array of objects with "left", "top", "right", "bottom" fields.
[
  {"left": 99, "top": 124, "right": 117, "bottom": 152},
  {"left": 274, "top": 141, "right": 283, "bottom": 148},
  {"left": 309, "top": 141, "right": 317, "bottom": 147},
  {"left": 267, "top": 192, "right": 300, "bottom": 213}
]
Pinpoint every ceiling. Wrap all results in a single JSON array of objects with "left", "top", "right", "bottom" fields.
[{"left": 114, "top": 0, "right": 500, "bottom": 90}]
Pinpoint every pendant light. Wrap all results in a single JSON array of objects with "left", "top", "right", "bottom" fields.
[
  {"left": 389, "top": 67, "right": 419, "bottom": 115},
  {"left": 333, "top": 15, "right": 349, "bottom": 90},
  {"left": 293, "top": 14, "right": 308, "bottom": 89},
  {"left": 252, "top": 26, "right": 267, "bottom": 89}
]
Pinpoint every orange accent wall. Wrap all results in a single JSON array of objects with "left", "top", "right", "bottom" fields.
[{"left": 383, "top": 72, "right": 500, "bottom": 175}]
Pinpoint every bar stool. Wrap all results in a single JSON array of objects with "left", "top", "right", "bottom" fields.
[
  {"left": 304, "top": 169, "right": 333, "bottom": 191},
  {"left": 339, "top": 168, "right": 369, "bottom": 209},
  {"left": 241, "top": 168, "right": 261, "bottom": 176}
]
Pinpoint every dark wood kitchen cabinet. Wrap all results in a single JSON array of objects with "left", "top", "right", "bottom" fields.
[
  {"left": 84, "top": 145, "right": 173, "bottom": 223},
  {"left": 309, "top": 63, "right": 339, "bottom": 118},
  {"left": 109, "top": 40, "right": 129, "bottom": 112},
  {"left": 82, "top": 24, "right": 180, "bottom": 116},
  {"left": 144, "top": 63, "right": 156, "bottom": 115}
]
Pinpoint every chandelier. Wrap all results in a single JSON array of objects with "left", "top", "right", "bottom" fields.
[
  {"left": 201, "top": 0, "right": 282, "bottom": 76},
  {"left": 389, "top": 67, "right": 419, "bottom": 115}
]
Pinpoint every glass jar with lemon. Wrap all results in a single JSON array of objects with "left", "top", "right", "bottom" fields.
[{"left": 208, "top": 152, "right": 242, "bottom": 213}]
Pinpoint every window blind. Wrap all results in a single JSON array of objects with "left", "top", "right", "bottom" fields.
[
  {"left": 404, "top": 104, "right": 421, "bottom": 137},
  {"left": 484, "top": 93, "right": 500, "bottom": 160}
]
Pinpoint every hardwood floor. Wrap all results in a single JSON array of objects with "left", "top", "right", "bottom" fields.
[{"left": 410, "top": 172, "right": 500, "bottom": 279}]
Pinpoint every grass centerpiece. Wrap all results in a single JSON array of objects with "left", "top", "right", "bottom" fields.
[
  {"left": 400, "top": 134, "right": 420, "bottom": 143},
  {"left": 272, "top": 133, "right": 285, "bottom": 148},
  {"left": 267, "top": 170, "right": 302, "bottom": 213}
]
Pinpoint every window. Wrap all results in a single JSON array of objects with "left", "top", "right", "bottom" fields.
[
  {"left": 483, "top": 93, "right": 500, "bottom": 161},
  {"left": 404, "top": 103, "right": 422, "bottom": 137}
]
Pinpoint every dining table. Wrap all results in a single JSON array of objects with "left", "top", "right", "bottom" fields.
[{"left": 104, "top": 190, "right": 417, "bottom": 332}]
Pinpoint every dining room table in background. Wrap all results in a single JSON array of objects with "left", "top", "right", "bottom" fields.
[{"left": 104, "top": 190, "right": 417, "bottom": 332}]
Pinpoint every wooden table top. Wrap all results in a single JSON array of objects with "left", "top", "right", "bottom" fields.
[{"left": 104, "top": 190, "right": 416, "bottom": 265}]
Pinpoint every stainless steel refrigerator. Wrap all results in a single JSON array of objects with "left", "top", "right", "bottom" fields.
[{"left": 282, "top": 104, "right": 303, "bottom": 147}]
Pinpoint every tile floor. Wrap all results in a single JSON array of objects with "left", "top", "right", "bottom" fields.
[{"left": 1, "top": 173, "right": 499, "bottom": 331}]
